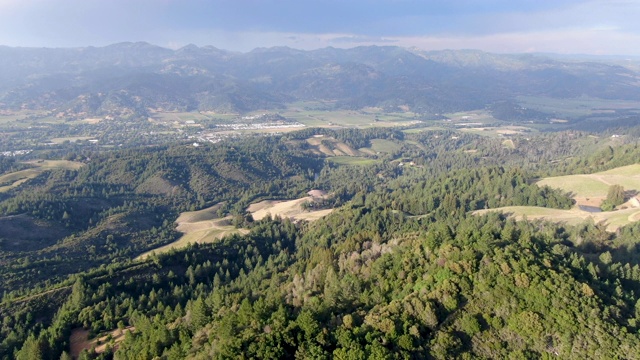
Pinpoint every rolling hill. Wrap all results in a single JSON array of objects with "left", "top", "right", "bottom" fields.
[{"left": 475, "top": 164, "right": 640, "bottom": 231}]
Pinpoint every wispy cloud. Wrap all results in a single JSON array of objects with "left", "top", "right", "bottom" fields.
[
  {"left": 329, "top": 36, "right": 398, "bottom": 44},
  {"left": 391, "top": 28, "right": 640, "bottom": 55},
  {"left": 0, "top": 0, "right": 638, "bottom": 55}
]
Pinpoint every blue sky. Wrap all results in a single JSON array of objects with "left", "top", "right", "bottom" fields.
[{"left": 0, "top": 0, "right": 639, "bottom": 55}]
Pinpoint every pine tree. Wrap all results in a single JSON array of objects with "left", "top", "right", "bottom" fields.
[{"left": 15, "top": 334, "right": 47, "bottom": 360}]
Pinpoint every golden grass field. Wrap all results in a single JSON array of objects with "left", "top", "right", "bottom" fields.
[
  {"left": 248, "top": 196, "right": 334, "bottom": 221},
  {"left": 474, "top": 206, "right": 640, "bottom": 232},
  {"left": 0, "top": 160, "right": 85, "bottom": 193},
  {"left": 475, "top": 164, "right": 640, "bottom": 231},
  {"left": 139, "top": 193, "right": 333, "bottom": 259},
  {"left": 137, "top": 203, "right": 248, "bottom": 259},
  {"left": 305, "top": 136, "right": 362, "bottom": 157}
]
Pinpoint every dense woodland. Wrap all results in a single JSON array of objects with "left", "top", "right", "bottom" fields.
[{"left": 2, "top": 126, "right": 640, "bottom": 359}]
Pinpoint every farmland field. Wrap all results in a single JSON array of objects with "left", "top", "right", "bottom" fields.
[
  {"left": 49, "top": 136, "right": 96, "bottom": 144},
  {"left": 516, "top": 96, "right": 640, "bottom": 118},
  {"left": 459, "top": 125, "right": 536, "bottom": 138},
  {"left": 0, "top": 110, "right": 52, "bottom": 124},
  {"left": 281, "top": 105, "right": 421, "bottom": 128},
  {"left": 369, "top": 139, "right": 402, "bottom": 153},
  {"left": 305, "top": 136, "right": 362, "bottom": 157}
]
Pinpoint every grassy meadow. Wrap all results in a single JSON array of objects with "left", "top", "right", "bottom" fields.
[
  {"left": 475, "top": 164, "right": 640, "bottom": 231},
  {"left": 0, "top": 160, "right": 85, "bottom": 193}
]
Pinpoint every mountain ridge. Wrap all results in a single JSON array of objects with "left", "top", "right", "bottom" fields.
[{"left": 1, "top": 43, "right": 639, "bottom": 116}]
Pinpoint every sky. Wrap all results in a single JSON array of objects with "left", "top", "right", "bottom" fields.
[{"left": 0, "top": 0, "right": 639, "bottom": 56}]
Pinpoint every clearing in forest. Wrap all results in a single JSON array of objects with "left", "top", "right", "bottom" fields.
[
  {"left": 70, "top": 326, "right": 134, "bottom": 358},
  {"left": 367, "top": 139, "right": 402, "bottom": 153},
  {"left": 474, "top": 206, "right": 640, "bottom": 232},
  {"left": 49, "top": 136, "right": 96, "bottom": 144},
  {"left": 537, "top": 164, "right": 640, "bottom": 206},
  {"left": 305, "top": 136, "right": 362, "bottom": 157},
  {"left": 327, "top": 157, "right": 379, "bottom": 166},
  {"left": 248, "top": 190, "right": 334, "bottom": 221},
  {"left": 0, "top": 160, "right": 84, "bottom": 193},
  {"left": 139, "top": 194, "right": 333, "bottom": 259},
  {"left": 474, "top": 164, "right": 640, "bottom": 231},
  {"left": 137, "top": 203, "right": 248, "bottom": 259}
]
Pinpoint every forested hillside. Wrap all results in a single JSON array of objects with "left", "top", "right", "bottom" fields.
[{"left": 2, "top": 125, "right": 640, "bottom": 359}]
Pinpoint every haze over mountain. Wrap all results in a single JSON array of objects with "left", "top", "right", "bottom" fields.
[
  {"left": 1, "top": 42, "right": 639, "bottom": 116},
  {"left": 5, "top": 1, "right": 640, "bottom": 358}
]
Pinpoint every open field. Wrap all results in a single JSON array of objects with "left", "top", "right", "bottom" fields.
[
  {"left": 502, "top": 139, "right": 515, "bottom": 149},
  {"left": 459, "top": 125, "right": 536, "bottom": 138},
  {"left": 474, "top": 206, "right": 640, "bottom": 232},
  {"left": 0, "top": 178, "right": 31, "bottom": 192},
  {"left": 149, "top": 106, "right": 425, "bottom": 135},
  {"left": 49, "top": 136, "right": 96, "bottom": 144},
  {"left": 539, "top": 175, "right": 610, "bottom": 198},
  {"left": 140, "top": 195, "right": 334, "bottom": 259},
  {"left": 23, "top": 159, "right": 85, "bottom": 170},
  {"left": 137, "top": 217, "right": 247, "bottom": 259},
  {"left": 0, "top": 169, "right": 41, "bottom": 187},
  {"left": 358, "top": 148, "right": 377, "bottom": 156},
  {"left": 248, "top": 195, "right": 334, "bottom": 221},
  {"left": 305, "top": 136, "right": 362, "bottom": 157},
  {"left": 402, "top": 127, "right": 447, "bottom": 134},
  {"left": 403, "top": 140, "right": 427, "bottom": 152},
  {"left": 137, "top": 204, "right": 246, "bottom": 259},
  {"left": 334, "top": 142, "right": 359, "bottom": 156},
  {"left": 150, "top": 111, "right": 225, "bottom": 123},
  {"left": 537, "top": 164, "right": 640, "bottom": 200},
  {"left": 327, "top": 156, "right": 379, "bottom": 166},
  {"left": 0, "top": 110, "right": 51, "bottom": 124},
  {"left": 474, "top": 164, "right": 640, "bottom": 231},
  {"left": 80, "top": 118, "right": 103, "bottom": 124},
  {"left": 175, "top": 203, "right": 224, "bottom": 223},
  {"left": 599, "top": 164, "right": 640, "bottom": 176},
  {"left": 151, "top": 108, "right": 420, "bottom": 129},
  {"left": 444, "top": 110, "right": 497, "bottom": 122},
  {"left": 516, "top": 96, "right": 640, "bottom": 118},
  {"left": 281, "top": 106, "right": 421, "bottom": 128},
  {"left": 0, "top": 160, "right": 84, "bottom": 193},
  {"left": 368, "top": 139, "right": 402, "bottom": 153}
]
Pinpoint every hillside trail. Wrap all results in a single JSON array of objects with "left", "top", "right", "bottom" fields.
[
  {"left": 2, "top": 285, "right": 71, "bottom": 306},
  {"left": 591, "top": 174, "right": 613, "bottom": 186}
]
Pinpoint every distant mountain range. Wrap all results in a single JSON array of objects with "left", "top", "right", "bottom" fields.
[{"left": 1, "top": 42, "right": 639, "bottom": 116}]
